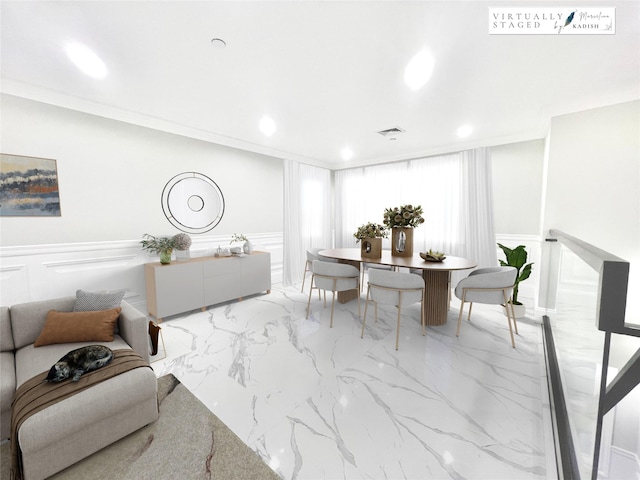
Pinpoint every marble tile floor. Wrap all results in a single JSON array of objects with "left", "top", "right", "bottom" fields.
[{"left": 150, "top": 282, "right": 555, "bottom": 480}]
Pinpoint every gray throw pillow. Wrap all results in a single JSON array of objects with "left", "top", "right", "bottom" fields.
[
  {"left": 73, "top": 289, "right": 126, "bottom": 334},
  {"left": 73, "top": 289, "right": 125, "bottom": 312}
]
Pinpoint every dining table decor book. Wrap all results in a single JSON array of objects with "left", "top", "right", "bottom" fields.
[
  {"left": 0, "top": 153, "right": 61, "bottom": 216},
  {"left": 354, "top": 222, "right": 388, "bottom": 259},
  {"left": 383, "top": 204, "right": 424, "bottom": 257}
]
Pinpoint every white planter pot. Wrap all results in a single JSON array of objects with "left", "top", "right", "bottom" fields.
[{"left": 504, "top": 303, "right": 526, "bottom": 319}]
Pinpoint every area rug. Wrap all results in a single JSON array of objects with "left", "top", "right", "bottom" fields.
[{"left": 0, "top": 374, "right": 280, "bottom": 480}]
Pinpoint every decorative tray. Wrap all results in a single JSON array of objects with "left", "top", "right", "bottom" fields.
[{"left": 419, "top": 251, "right": 446, "bottom": 262}]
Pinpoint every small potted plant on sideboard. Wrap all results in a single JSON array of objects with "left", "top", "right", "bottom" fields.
[{"left": 140, "top": 234, "right": 176, "bottom": 265}]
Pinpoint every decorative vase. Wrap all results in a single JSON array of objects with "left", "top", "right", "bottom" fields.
[
  {"left": 361, "top": 237, "right": 382, "bottom": 258},
  {"left": 392, "top": 227, "right": 413, "bottom": 257},
  {"left": 243, "top": 240, "right": 253, "bottom": 254},
  {"left": 175, "top": 249, "right": 190, "bottom": 260},
  {"left": 159, "top": 249, "right": 173, "bottom": 264}
]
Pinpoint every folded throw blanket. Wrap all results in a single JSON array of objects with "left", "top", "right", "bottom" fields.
[{"left": 10, "top": 349, "right": 150, "bottom": 480}]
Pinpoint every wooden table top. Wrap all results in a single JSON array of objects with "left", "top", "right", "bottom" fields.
[{"left": 318, "top": 248, "right": 477, "bottom": 272}]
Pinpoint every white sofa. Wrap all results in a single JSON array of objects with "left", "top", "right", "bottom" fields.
[{"left": 1, "top": 295, "right": 159, "bottom": 480}]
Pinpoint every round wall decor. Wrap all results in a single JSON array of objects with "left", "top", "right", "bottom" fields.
[{"left": 161, "top": 172, "right": 225, "bottom": 234}]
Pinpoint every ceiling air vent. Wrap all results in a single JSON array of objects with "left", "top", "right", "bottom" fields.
[{"left": 377, "top": 127, "right": 405, "bottom": 139}]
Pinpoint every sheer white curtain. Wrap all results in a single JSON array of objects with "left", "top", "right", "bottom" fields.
[
  {"left": 283, "top": 159, "right": 332, "bottom": 286},
  {"left": 334, "top": 147, "right": 497, "bottom": 278}
]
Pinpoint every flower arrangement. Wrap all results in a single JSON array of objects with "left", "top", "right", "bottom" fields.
[
  {"left": 172, "top": 233, "right": 192, "bottom": 251},
  {"left": 140, "top": 234, "right": 175, "bottom": 254},
  {"left": 383, "top": 204, "right": 425, "bottom": 228},
  {"left": 353, "top": 222, "right": 388, "bottom": 244},
  {"left": 230, "top": 233, "right": 248, "bottom": 244}
]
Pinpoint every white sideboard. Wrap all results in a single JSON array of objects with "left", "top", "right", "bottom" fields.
[{"left": 144, "top": 251, "right": 271, "bottom": 321}]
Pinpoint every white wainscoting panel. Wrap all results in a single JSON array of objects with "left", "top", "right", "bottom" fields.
[
  {"left": 0, "top": 232, "right": 284, "bottom": 313},
  {"left": 0, "top": 263, "right": 29, "bottom": 306}
]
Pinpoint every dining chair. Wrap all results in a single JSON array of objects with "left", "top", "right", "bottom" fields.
[
  {"left": 362, "top": 268, "right": 425, "bottom": 350},
  {"left": 301, "top": 248, "right": 336, "bottom": 294},
  {"left": 361, "top": 263, "right": 394, "bottom": 291},
  {"left": 306, "top": 260, "right": 360, "bottom": 327},
  {"left": 454, "top": 266, "right": 518, "bottom": 347},
  {"left": 301, "top": 248, "right": 322, "bottom": 293}
]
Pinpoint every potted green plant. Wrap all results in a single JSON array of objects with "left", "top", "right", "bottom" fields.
[
  {"left": 383, "top": 204, "right": 425, "bottom": 257},
  {"left": 498, "top": 243, "right": 534, "bottom": 318},
  {"left": 140, "top": 234, "right": 176, "bottom": 264},
  {"left": 354, "top": 222, "right": 388, "bottom": 258}
]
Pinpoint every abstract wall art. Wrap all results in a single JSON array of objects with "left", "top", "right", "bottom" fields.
[{"left": 0, "top": 153, "right": 61, "bottom": 216}]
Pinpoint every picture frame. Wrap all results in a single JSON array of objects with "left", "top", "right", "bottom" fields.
[{"left": 0, "top": 153, "right": 61, "bottom": 216}]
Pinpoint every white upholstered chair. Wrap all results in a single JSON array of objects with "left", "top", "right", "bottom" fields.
[
  {"left": 361, "top": 263, "right": 394, "bottom": 291},
  {"left": 361, "top": 268, "right": 425, "bottom": 350},
  {"left": 454, "top": 266, "right": 518, "bottom": 347},
  {"left": 306, "top": 260, "right": 360, "bottom": 327},
  {"left": 301, "top": 248, "right": 335, "bottom": 294},
  {"left": 301, "top": 248, "right": 322, "bottom": 293}
]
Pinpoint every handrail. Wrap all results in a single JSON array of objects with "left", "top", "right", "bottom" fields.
[
  {"left": 548, "top": 229, "right": 635, "bottom": 337},
  {"left": 545, "top": 230, "right": 638, "bottom": 480}
]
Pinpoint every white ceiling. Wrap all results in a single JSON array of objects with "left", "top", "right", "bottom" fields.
[{"left": 1, "top": 1, "right": 638, "bottom": 169}]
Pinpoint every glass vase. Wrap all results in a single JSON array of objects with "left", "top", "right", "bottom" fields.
[{"left": 159, "top": 249, "right": 173, "bottom": 264}]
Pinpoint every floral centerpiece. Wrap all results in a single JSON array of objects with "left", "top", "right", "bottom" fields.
[
  {"left": 383, "top": 204, "right": 424, "bottom": 257},
  {"left": 353, "top": 222, "right": 387, "bottom": 259},
  {"left": 172, "top": 233, "right": 192, "bottom": 251},
  {"left": 383, "top": 204, "right": 425, "bottom": 228},
  {"left": 140, "top": 234, "right": 176, "bottom": 264},
  {"left": 353, "top": 222, "right": 388, "bottom": 243}
]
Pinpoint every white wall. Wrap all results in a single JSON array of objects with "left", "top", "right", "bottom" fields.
[
  {"left": 543, "top": 100, "right": 640, "bottom": 319},
  {"left": 543, "top": 100, "right": 639, "bottom": 263},
  {"left": 0, "top": 94, "right": 284, "bottom": 246},
  {"left": 492, "top": 139, "right": 545, "bottom": 236}
]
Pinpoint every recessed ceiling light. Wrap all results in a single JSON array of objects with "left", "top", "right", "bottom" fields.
[
  {"left": 259, "top": 115, "right": 276, "bottom": 137},
  {"left": 341, "top": 147, "right": 354, "bottom": 161},
  {"left": 457, "top": 124, "right": 473, "bottom": 138},
  {"left": 404, "top": 49, "right": 434, "bottom": 91},
  {"left": 65, "top": 42, "right": 107, "bottom": 79},
  {"left": 211, "top": 38, "right": 227, "bottom": 48}
]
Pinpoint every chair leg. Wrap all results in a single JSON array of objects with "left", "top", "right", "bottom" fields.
[
  {"left": 361, "top": 286, "right": 371, "bottom": 338},
  {"left": 421, "top": 298, "right": 425, "bottom": 336},
  {"left": 301, "top": 260, "right": 310, "bottom": 293},
  {"left": 503, "top": 290, "right": 516, "bottom": 348},
  {"left": 395, "top": 291, "right": 403, "bottom": 350},
  {"left": 456, "top": 291, "right": 467, "bottom": 337},
  {"left": 395, "top": 304, "right": 402, "bottom": 350},
  {"left": 467, "top": 302, "right": 473, "bottom": 321},
  {"left": 306, "top": 274, "right": 315, "bottom": 319},
  {"left": 330, "top": 290, "right": 336, "bottom": 328},
  {"left": 510, "top": 297, "right": 519, "bottom": 334}
]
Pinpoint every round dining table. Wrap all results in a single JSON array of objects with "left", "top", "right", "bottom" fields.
[{"left": 318, "top": 248, "right": 477, "bottom": 326}]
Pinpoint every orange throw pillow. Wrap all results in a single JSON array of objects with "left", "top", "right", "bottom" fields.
[{"left": 34, "top": 308, "right": 122, "bottom": 347}]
